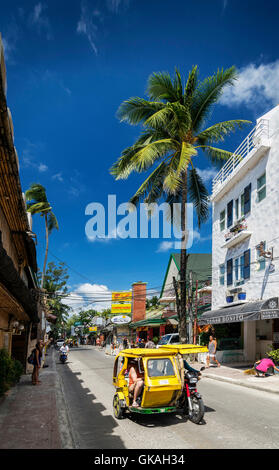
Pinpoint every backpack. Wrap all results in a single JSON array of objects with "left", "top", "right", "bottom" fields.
[{"left": 27, "top": 349, "right": 36, "bottom": 365}]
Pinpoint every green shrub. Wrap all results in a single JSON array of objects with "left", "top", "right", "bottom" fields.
[
  {"left": 152, "top": 337, "right": 159, "bottom": 344},
  {"left": 0, "top": 349, "right": 23, "bottom": 397},
  {"left": 267, "top": 348, "right": 279, "bottom": 364}
]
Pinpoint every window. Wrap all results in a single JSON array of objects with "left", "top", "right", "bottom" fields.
[
  {"left": 256, "top": 242, "right": 266, "bottom": 271},
  {"left": 227, "top": 259, "right": 233, "bottom": 286},
  {"left": 230, "top": 249, "right": 251, "bottom": 286},
  {"left": 220, "top": 210, "right": 225, "bottom": 231},
  {"left": 234, "top": 255, "right": 245, "bottom": 285},
  {"left": 219, "top": 264, "right": 225, "bottom": 286},
  {"left": 241, "top": 193, "right": 245, "bottom": 217},
  {"left": 257, "top": 173, "right": 266, "bottom": 203},
  {"left": 235, "top": 198, "right": 239, "bottom": 221},
  {"left": 227, "top": 200, "right": 233, "bottom": 228},
  {"left": 243, "top": 184, "right": 251, "bottom": 215},
  {"left": 147, "top": 358, "right": 175, "bottom": 377}
]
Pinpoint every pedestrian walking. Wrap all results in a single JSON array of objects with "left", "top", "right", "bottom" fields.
[
  {"left": 206, "top": 335, "right": 220, "bottom": 368},
  {"left": 31, "top": 341, "right": 43, "bottom": 385},
  {"left": 145, "top": 337, "right": 155, "bottom": 348}
]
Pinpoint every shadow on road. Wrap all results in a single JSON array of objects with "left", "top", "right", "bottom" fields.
[{"left": 58, "top": 362, "right": 126, "bottom": 449}]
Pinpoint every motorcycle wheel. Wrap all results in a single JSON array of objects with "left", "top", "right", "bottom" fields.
[
  {"left": 113, "top": 394, "right": 125, "bottom": 420},
  {"left": 188, "top": 396, "right": 204, "bottom": 424}
]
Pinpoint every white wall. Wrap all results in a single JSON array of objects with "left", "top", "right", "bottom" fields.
[{"left": 212, "top": 106, "right": 279, "bottom": 309}]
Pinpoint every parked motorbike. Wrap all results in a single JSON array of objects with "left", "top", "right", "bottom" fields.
[
  {"left": 179, "top": 366, "right": 205, "bottom": 424},
  {"left": 59, "top": 352, "right": 68, "bottom": 364}
]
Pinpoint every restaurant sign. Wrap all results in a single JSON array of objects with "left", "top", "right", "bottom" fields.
[
  {"left": 111, "top": 303, "right": 132, "bottom": 314},
  {"left": 112, "top": 292, "right": 132, "bottom": 301}
]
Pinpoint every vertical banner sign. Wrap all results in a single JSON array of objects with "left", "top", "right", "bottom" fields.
[{"left": 111, "top": 292, "right": 132, "bottom": 316}]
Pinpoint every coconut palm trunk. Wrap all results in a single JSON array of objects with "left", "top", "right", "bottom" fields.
[{"left": 178, "top": 168, "right": 188, "bottom": 342}]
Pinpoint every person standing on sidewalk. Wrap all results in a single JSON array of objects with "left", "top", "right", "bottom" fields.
[
  {"left": 206, "top": 336, "right": 220, "bottom": 368},
  {"left": 32, "top": 342, "right": 43, "bottom": 385}
]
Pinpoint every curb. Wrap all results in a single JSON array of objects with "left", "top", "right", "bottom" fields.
[
  {"left": 52, "top": 347, "right": 78, "bottom": 449},
  {"left": 203, "top": 373, "right": 279, "bottom": 395}
]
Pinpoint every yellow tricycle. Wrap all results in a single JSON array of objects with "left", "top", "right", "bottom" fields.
[{"left": 112, "top": 344, "right": 208, "bottom": 424}]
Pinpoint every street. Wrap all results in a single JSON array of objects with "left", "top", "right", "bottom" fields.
[{"left": 56, "top": 346, "right": 279, "bottom": 449}]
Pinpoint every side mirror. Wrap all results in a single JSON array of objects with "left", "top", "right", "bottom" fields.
[{"left": 200, "top": 366, "right": 205, "bottom": 372}]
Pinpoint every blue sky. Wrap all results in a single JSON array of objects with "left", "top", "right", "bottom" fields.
[{"left": 2, "top": 0, "right": 279, "bottom": 312}]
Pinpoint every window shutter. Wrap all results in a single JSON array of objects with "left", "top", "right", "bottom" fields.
[
  {"left": 244, "top": 249, "right": 251, "bottom": 279},
  {"left": 227, "top": 200, "right": 233, "bottom": 228},
  {"left": 244, "top": 184, "right": 251, "bottom": 215},
  {"left": 227, "top": 258, "right": 233, "bottom": 286}
]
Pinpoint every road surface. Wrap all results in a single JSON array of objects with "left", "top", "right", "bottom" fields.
[{"left": 56, "top": 346, "right": 279, "bottom": 449}]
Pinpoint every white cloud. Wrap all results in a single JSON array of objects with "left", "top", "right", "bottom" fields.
[
  {"left": 196, "top": 167, "right": 218, "bottom": 184},
  {"left": 62, "top": 283, "right": 112, "bottom": 313},
  {"left": 156, "top": 241, "right": 174, "bottom": 253},
  {"left": 106, "top": 0, "right": 129, "bottom": 13},
  {"left": 77, "top": 1, "right": 99, "bottom": 55},
  {"left": 29, "top": 2, "right": 53, "bottom": 40},
  {"left": 52, "top": 172, "right": 63, "bottom": 182},
  {"left": 220, "top": 61, "right": 279, "bottom": 109},
  {"left": 38, "top": 163, "right": 48, "bottom": 172}
]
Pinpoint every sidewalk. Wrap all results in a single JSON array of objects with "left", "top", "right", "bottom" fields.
[
  {"left": 0, "top": 346, "right": 74, "bottom": 449},
  {"left": 200, "top": 362, "right": 279, "bottom": 395}
]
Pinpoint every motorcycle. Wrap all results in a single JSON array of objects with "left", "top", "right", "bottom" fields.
[
  {"left": 60, "top": 352, "right": 68, "bottom": 364},
  {"left": 180, "top": 366, "right": 205, "bottom": 424}
]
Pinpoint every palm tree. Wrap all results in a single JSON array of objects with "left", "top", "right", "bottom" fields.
[
  {"left": 25, "top": 183, "right": 59, "bottom": 288},
  {"left": 110, "top": 65, "right": 250, "bottom": 342}
]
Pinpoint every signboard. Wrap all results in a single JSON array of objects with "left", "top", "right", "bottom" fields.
[
  {"left": 74, "top": 321, "right": 82, "bottom": 326},
  {"left": 89, "top": 326, "right": 97, "bottom": 332},
  {"left": 112, "top": 292, "right": 132, "bottom": 302},
  {"left": 111, "top": 315, "right": 132, "bottom": 325},
  {"left": 111, "top": 303, "right": 132, "bottom": 314}
]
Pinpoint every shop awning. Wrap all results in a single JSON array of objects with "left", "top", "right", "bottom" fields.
[{"left": 198, "top": 297, "right": 279, "bottom": 325}]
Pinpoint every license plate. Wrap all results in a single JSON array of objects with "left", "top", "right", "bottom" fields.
[{"left": 159, "top": 379, "right": 169, "bottom": 385}]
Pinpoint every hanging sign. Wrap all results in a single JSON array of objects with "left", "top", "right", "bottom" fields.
[
  {"left": 111, "top": 303, "right": 132, "bottom": 314},
  {"left": 112, "top": 292, "right": 132, "bottom": 302},
  {"left": 111, "top": 315, "right": 132, "bottom": 325}
]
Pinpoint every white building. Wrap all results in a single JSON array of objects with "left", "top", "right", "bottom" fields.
[{"left": 199, "top": 105, "right": 279, "bottom": 362}]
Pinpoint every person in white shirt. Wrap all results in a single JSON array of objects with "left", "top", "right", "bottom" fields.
[{"left": 60, "top": 343, "right": 69, "bottom": 355}]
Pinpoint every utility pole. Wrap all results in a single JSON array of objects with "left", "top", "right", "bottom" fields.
[{"left": 188, "top": 271, "right": 193, "bottom": 344}]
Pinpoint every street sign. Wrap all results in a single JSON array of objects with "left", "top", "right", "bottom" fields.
[
  {"left": 112, "top": 291, "right": 132, "bottom": 301},
  {"left": 111, "top": 303, "right": 131, "bottom": 314},
  {"left": 111, "top": 315, "right": 132, "bottom": 325},
  {"left": 74, "top": 321, "right": 82, "bottom": 326},
  {"left": 89, "top": 326, "right": 97, "bottom": 332}
]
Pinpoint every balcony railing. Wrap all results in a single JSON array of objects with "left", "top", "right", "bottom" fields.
[{"left": 212, "top": 119, "right": 270, "bottom": 195}]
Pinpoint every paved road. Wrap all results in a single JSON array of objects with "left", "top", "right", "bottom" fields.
[{"left": 56, "top": 346, "right": 279, "bottom": 449}]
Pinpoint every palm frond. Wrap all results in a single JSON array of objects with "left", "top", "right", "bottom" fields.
[
  {"left": 26, "top": 201, "right": 50, "bottom": 215},
  {"left": 147, "top": 71, "right": 180, "bottom": 102},
  {"left": 188, "top": 165, "right": 209, "bottom": 227},
  {"left": 202, "top": 145, "right": 233, "bottom": 166},
  {"left": 25, "top": 183, "right": 48, "bottom": 203},
  {"left": 163, "top": 143, "right": 196, "bottom": 194},
  {"left": 192, "top": 66, "right": 238, "bottom": 131},
  {"left": 184, "top": 65, "right": 198, "bottom": 104},
  {"left": 130, "top": 162, "right": 168, "bottom": 206},
  {"left": 197, "top": 120, "right": 251, "bottom": 145},
  {"left": 132, "top": 138, "right": 178, "bottom": 173},
  {"left": 47, "top": 211, "right": 59, "bottom": 233},
  {"left": 116, "top": 97, "right": 164, "bottom": 125}
]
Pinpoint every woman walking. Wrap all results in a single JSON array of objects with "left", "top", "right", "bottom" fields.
[
  {"left": 206, "top": 336, "right": 220, "bottom": 368},
  {"left": 32, "top": 341, "right": 43, "bottom": 385}
]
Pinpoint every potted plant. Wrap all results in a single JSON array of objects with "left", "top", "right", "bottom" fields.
[
  {"left": 238, "top": 292, "right": 246, "bottom": 300},
  {"left": 226, "top": 291, "right": 234, "bottom": 303}
]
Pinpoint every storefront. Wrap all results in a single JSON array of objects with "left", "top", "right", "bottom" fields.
[{"left": 198, "top": 297, "right": 279, "bottom": 362}]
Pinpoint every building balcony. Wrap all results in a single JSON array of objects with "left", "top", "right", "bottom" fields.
[
  {"left": 222, "top": 229, "right": 252, "bottom": 249},
  {"left": 212, "top": 119, "right": 270, "bottom": 202}
]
